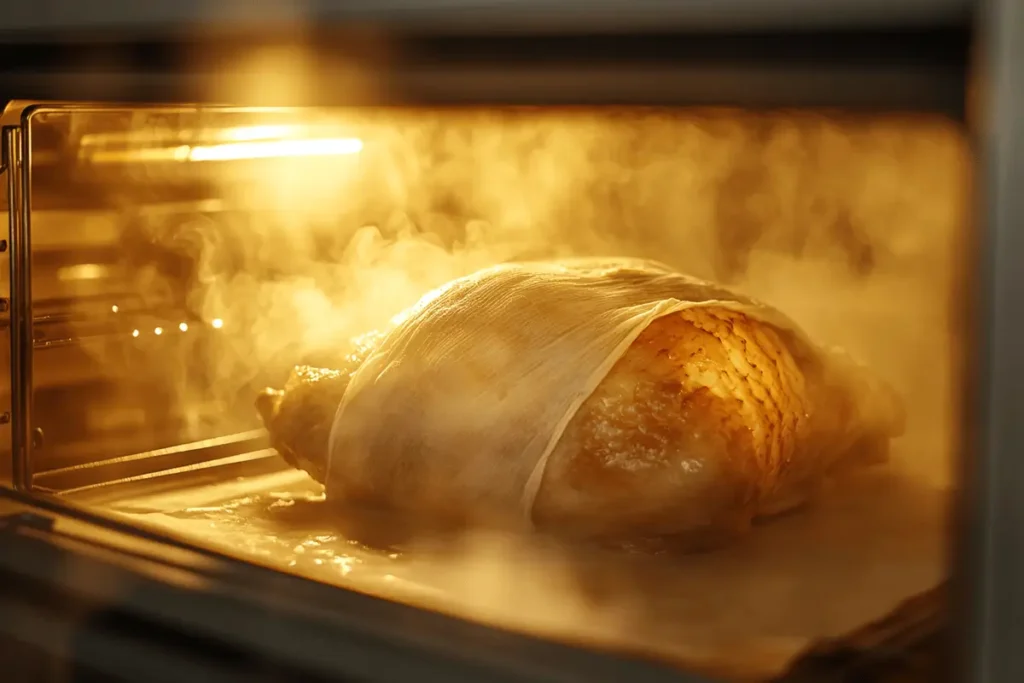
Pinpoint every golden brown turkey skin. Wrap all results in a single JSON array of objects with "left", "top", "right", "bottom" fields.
[
  {"left": 256, "top": 331, "right": 383, "bottom": 486},
  {"left": 532, "top": 307, "right": 901, "bottom": 546}
]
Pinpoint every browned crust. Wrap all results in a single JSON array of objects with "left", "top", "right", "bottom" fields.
[{"left": 533, "top": 308, "right": 826, "bottom": 544}]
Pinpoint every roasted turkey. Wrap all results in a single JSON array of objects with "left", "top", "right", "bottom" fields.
[{"left": 255, "top": 258, "right": 904, "bottom": 548}]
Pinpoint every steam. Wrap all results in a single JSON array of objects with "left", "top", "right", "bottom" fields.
[
  {"left": 145, "top": 109, "right": 966, "bottom": 483},
  {"left": 101, "top": 104, "right": 968, "bottom": 504},
  {"left": 106, "top": 103, "right": 966, "bottom": 678}
]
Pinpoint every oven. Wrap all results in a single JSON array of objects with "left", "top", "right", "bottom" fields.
[{"left": 0, "top": 1, "right": 1017, "bottom": 682}]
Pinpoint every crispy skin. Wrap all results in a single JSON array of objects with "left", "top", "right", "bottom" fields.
[
  {"left": 256, "top": 332, "right": 383, "bottom": 484},
  {"left": 532, "top": 308, "right": 885, "bottom": 547}
]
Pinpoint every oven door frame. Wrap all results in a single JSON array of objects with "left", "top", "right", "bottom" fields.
[
  {"left": 955, "top": 0, "right": 1024, "bottom": 682},
  {"left": 0, "top": 2, "right": 1020, "bottom": 682}
]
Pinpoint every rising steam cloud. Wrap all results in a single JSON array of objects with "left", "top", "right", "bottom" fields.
[{"left": 148, "top": 107, "right": 966, "bottom": 487}]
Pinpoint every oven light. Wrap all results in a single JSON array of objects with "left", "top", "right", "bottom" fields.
[
  {"left": 154, "top": 327, "right": 163, "bottom": 336},
  {"left": 88, "top": 147, "right": 189, "bottom": 163},
  {"left": 223, "top": 125, "right": 300, "bottom": 142},
  {"left": 132, "top": 329, "right": 140, "bottom": 338},
  {"left": 211, "top": 318, "right": 224, "bottom": 329},
  {"left": 179, "top": 322, "right": 189, "bottom": 332},
  {"left": 84, "top": 135, "right": 362, "bottom": 164},
  {"left": 111, "top": 304, "right": 119, "bottom": 313},
  {"left": 187, "top": 137, "right": 363, "bottom": 162},
  {"left": 56, "top": 263, "right": 108, "bottom": 281}
]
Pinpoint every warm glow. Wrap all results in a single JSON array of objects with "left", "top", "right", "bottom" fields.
[
  {"left": 223, "top": 125, "right": 299, "bottom": 142},
  {"left": 188, "top": 138, "right": 362, "bottom": 162},
  {"left": 154, "top": 327, "right": 163, "bottom": 336},
  {"left": 73, "top": 106, "right": 968, "bottom": 681},
  {"left": 83, "top": 131, "right": 362, "bottom": 165},
  {"left": 111, "top": 304, "right": 119, "bottom": 313},
  {"left": 56, "top": 264, "right": 108, "bottom": 281}
]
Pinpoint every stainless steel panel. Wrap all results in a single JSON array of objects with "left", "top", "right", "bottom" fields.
[{"left": 957, "top": 0, "right": 1024, "bottom": 680}]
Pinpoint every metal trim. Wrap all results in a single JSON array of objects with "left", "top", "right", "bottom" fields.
[
  {"left": 956, "top": 0, "right": 1024, "bottom": 679},
  {"left": 0, "top": 0, "right": 972, "bottom": 35},
  {"left": 3, "top": 124, "right": 29, "bottom": 491}
]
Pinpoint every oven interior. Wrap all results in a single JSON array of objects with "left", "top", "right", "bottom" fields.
[{"left": 0, "top": 97, "right": 970, "bottom": 681}]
